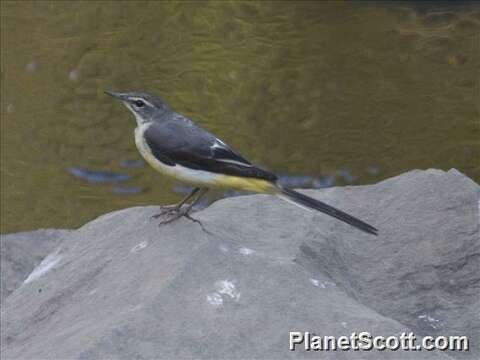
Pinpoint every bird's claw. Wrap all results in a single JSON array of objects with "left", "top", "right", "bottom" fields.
[
  {"left": 151, "top": 205, "right": 179, "bottom": 219},
  {"left": 156, "top": 208, "right": 188, "bottom": 225}
]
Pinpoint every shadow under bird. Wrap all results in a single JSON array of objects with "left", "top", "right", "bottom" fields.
[{"left": 105, "top": 90, "right": 378, "bottom": 235}]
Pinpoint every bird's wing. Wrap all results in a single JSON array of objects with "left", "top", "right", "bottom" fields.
[{"left": 144, "top": 117, "right": 277, "bottom": 182}]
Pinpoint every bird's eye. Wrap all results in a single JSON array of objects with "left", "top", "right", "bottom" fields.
[{"left": 134, "top": 100, "right": 145, "bottom": 108}]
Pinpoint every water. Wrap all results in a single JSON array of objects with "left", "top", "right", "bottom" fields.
[{"left": 1, "top": 1, "right": 479, "bottom": 233}]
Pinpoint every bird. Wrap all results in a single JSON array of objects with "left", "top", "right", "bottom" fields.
[{"left": 105, "top": 90, "right": 378, "bottom": 235}]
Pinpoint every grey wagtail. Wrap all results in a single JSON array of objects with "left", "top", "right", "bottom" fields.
[{"left": 105, "top": 90, "right": 378, "bottom": 235}]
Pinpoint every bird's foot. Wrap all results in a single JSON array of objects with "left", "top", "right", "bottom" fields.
[
  {"left": 151, "top": 205, "right": 180, "bottom": 219},
  {"left": 156, "top": 207, "right": 190, "bottom": 225},
  {"left": 153, "top": 205, "right": 210, "bottom": 232}
]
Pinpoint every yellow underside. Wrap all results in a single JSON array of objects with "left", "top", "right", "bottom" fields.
[
  {"left": 210, "top": 175, "right": 278, "bottom": 194},
  {"left": 138, "top": 141, "right": 277, "bottom": 194}
]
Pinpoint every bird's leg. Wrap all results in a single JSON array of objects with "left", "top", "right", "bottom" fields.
[
  {"left": 157, "top": 188, "right": 209, "bottom": 225},
  {"left": 180, "top": 188, "right": 209, "bottom": 214},
  {"left": 152, "top": 187, "right": 200, "bottom": 219}
]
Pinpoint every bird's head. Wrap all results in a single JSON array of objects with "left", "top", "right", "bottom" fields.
[{"left": 105, "top": 90, "right": 171, "bottom": 125}]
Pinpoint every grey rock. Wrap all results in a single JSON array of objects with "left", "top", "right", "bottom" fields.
[
  {"left": 1, "top": 169, "right": 478, "bottom": 359},
  {"left": 296, "top": 169, "right": 480, "bottom": 347},
  {"left": 1, "top": 229, "right": 71, "bottom": 300}
]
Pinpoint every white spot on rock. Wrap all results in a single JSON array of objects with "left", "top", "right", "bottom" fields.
[
  {"left": 207, "top": 280, "right": 241, "bottom": 307},
  {"left": 323, "top": 280, "right": 336, "bottom": 288},
  {"left": 129, "top": 304, "right": 143, "bottom": 312},
  {"left": 219, "top": 244, "right": 229, "bottom": 253},
  {"left": 206, "top": 293, "right": 223, "bottom": 306},
  {"left": 131, "top": 241, "right": 148, "bottom": 253},
  {"left": 239, "top": 247, "right": 255, "bottom": 256},
  {"left": 23, "top": 249, "right": 62, "bottom": 284},
  {"left": 418, "top": 314, "right": 441, "bottom": 329},
  {"left": 341, "top": 321, "right": 348, "bottom": 328},
  {"left": 214, "top": 280, "right": 240, "bottom": 301},
  {"left": 310, "top": 278, "right": 336, "bottom": 288}
]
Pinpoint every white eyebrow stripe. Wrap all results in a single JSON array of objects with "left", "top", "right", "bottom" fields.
[
  {"left": 211, "top": 140, "right": 251, "bottom": 166},
  {"left": 129, "top": 97, "right": 154, "bottom": 108}
]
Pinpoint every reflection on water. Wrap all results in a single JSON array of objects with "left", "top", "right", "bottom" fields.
[
  {"left": 1, "top": 1, "right": 479, "bottom": 233},
  {"left": 68, "top": 167, "right": 132, "bottom": 183}
]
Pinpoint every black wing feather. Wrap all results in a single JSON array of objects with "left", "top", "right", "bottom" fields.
[{"left": 144, "top": 119, "right": 276, "bottom": 182}]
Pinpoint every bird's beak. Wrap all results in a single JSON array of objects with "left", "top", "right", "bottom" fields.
[{"left": 104, "top": 90, "right": 125, "bottom": 100}]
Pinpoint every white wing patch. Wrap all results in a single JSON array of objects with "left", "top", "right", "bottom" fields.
[
  {"left": 211, "top": 139, "right": 252, "bottom": 167},
  {"left": 217, "top": 158, "right": 252, "bottom": 166},
  {"left": 213, "top": 138, "right": 227, "bottom": 147}
]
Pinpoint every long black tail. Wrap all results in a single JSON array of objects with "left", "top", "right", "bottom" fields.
[{"left": 278, "top": 187, "right": 378, "bottom": 236}]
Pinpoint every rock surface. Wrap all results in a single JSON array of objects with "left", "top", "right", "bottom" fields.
[
  {"left": 1, "top": 169, "right": 478, "bottom": 359},
  {"left": 1, "top": 229, "right": 71, "bottom": 300}
]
